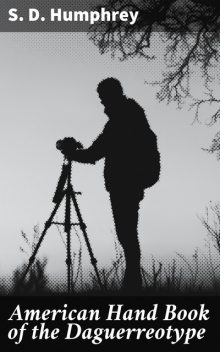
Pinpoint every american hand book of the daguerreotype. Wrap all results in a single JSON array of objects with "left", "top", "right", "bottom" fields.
[{"left": 0, "top": 0, "right": 220, "bottom": 349}]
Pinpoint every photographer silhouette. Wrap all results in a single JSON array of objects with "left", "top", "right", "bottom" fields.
[{"left": 60, "top": 78, "right": 160, "bottom": 292}]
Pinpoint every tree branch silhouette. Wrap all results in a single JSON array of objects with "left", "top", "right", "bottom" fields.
[{"left": 90, "top": 0, "right": 220, "bottom": 152}]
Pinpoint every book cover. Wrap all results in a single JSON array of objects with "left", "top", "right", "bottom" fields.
[{"left": 0, "top": 0, "right": 219, "bottom": 349}]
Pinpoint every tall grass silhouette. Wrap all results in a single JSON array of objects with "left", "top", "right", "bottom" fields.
[
  {"left": 12, "top": 225, "right": 49, "bottom": 295},
  {"left": 2, "top": 204, "right": 220, "bottom": 295}
]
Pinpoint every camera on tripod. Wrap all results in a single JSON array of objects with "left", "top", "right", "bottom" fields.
[
  {"left": 18, "top": 136, "right": 103, "bottom": 294},
  {"left": 56, "top": 137, "right": 83, "bottom": 155}
]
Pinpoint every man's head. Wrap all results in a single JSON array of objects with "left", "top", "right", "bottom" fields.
[{"left": 97, "top": 78, "right": 124, "bottom": 109}]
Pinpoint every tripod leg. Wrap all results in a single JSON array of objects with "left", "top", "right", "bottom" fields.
[
  {"left": 65, "top": 182, "right": 72, "bottom": 294},
  {"left": 18, "top": 192, "right": 65, "bottom": 287},
  {"left": 69, "top": 187, "right": 103, "bottom": 291}
]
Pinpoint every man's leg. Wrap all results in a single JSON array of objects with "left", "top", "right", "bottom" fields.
[{"left": 110, "top": 190, "right": 143, "bottom": 291}]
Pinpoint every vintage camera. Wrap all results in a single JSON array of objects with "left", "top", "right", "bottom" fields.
[{"left": 56, "top": 137, "right": 83, "bottom": 153}]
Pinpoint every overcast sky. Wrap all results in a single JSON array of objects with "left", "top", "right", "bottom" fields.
[{"left": 0, "top": 33, "right": 220, "bottom": 282}]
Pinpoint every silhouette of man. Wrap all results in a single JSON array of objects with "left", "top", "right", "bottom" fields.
[{"left": 62, "top": 78, "right": 160, "bottom": 291}]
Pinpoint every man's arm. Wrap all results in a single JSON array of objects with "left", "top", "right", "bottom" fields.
[{"left": 63, "top": 128, "right": 107, "bottom": 164}]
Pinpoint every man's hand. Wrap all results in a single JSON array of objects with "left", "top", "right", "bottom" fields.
[{"left": 56, "top": 133, "right": 104, "bottom": 164}]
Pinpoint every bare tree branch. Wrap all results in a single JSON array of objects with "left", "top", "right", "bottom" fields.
[{"left": 90, "top": 0, "right": 220, "bottom": 152}]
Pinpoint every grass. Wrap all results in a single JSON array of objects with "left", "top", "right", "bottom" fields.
[{"left": 1, "top": 203, "right": 220, "bottom": 296}]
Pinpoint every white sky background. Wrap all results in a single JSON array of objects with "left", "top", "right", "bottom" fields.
[{"left": 0, "top": 33, "right": 220, "bottom": 279}]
